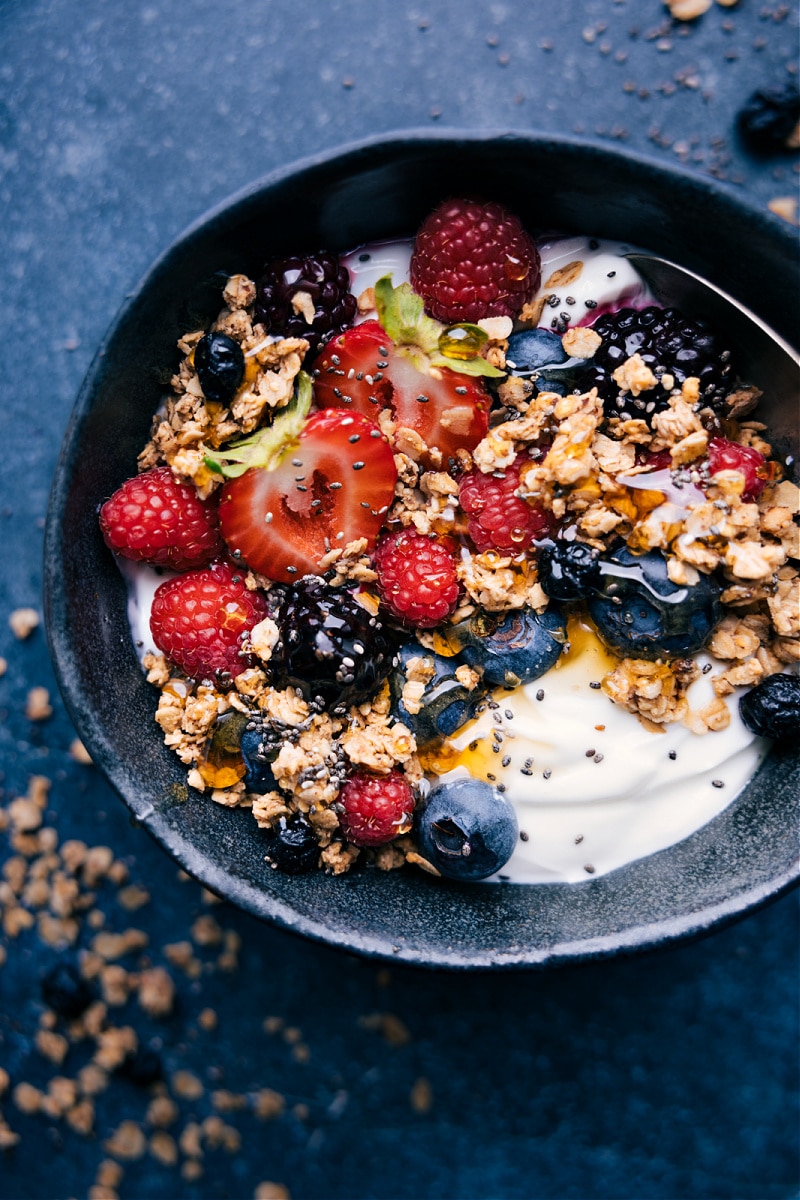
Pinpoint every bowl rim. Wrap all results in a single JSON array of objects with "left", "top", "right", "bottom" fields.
[{"left": 44, "top": 128, "right": 800, "bottom": 970}]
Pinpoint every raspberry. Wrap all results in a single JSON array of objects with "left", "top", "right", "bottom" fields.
[
  {"left": 373, "top": 529, "right": 460, "bottom": 629},
  {"left": 100, "top": 466, "right": 223, "bottom": 571},
  {"left": 458, "top": 455, "right": 551, "bottom": 553},
  {"left": 410, "top": 198, "right": 540, "bottom": 324},
  {"left": 338, "top": 770, "right": 414, "bottom": 847},
  {"left": 150, "top": 561, "right": 269, "bottom": 684},
  {"left": 706, "top": 437, "right": 766, "bottom": 502},
  {"left": 255, "top": 251, "right": 357, "bottom": 357}
]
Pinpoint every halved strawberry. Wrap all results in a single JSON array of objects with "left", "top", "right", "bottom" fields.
[
  {"left": 207, "top": 375, "right": 397, "bottom": 583},
  {"left": 312, "top": 279, "right": 500, "bottom": 467}
]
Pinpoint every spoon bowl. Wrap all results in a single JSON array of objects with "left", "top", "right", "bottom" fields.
[{"left": 627, "top": 251, "right": 800, "bottom": 465}]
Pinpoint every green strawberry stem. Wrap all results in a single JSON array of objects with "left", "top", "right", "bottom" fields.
[
  {"left": 374, "top": 276, "right": 505, "bottom": 380},
  {"left": 204, "top": 371, "right": 312, "bottom": 479}
]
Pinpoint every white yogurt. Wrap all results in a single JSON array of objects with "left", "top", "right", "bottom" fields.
[
  {"left": 422, "top": 619, "right": 768, "bottom": 883},
  {"left": 534, "top": 235, "right": 651, "bottom": 328},
  {"left": 343, "top": 234, "right": 650, "bottom": 330},
  {"left": 119, "top": 557, "right": 174, "bottom": 661},
  {"left": 122, "top": 233, "right": 771, "bottom": 886}
]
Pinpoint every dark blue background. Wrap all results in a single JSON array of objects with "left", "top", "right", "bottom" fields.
[{"left": 1, "top": 1, "right": 798, "bottom": 1197}]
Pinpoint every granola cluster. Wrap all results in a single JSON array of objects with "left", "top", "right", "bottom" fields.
[{"left": 131, "top": 255, "right": 798, "bottom": 876}]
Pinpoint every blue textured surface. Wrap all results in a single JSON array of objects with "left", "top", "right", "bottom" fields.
[{"left": 1, "top": 1, "right": 798, "bottom": 1197}]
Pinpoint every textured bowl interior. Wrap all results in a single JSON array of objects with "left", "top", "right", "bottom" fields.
[{"left": 44, "top": 131, "right": 800, "bottom": 968}]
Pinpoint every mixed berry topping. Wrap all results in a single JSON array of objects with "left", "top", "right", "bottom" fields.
[
  {"left": 706, "top": 436, "right": 767, "bottom": 502},
  {"left": 99, "top": 466, "right": 223, "bottom": 571},
  {"left": 194, "top": 330, "right": 245, "bottom": 403},
  {"left": 739, "top": 675, "right": 800, "bottom": 741},
  {"left": 255, "top": 251, "right": 357, "bottom": 356},
  {"left": 262, "top": 815, "right": 321, "bottom": 874},
  {"left": 149, "top": 561, "right": 269, "bottom": 685},
  {"left": 414, "top": 777, "right": 518, "bottom": 881},
  {"left": 537, "top": 539, "right": 601, "bottom": 602},
  {"left": 410, "top": 198, "right": 541, "bottom": 323},
  {"left": 458, "top": 454, "right": 551, "bottom": 553},
  {"left": 373, "top": 529, "right": 461, "bottom": 629},
  {"left": 338, "top": 771, "right": 415, "bottom": 848},
  {"left": 99, "top": 197, "right": 796, "bottom": 886},
  {"left": 588, "top": 545, "right": 722, "bottom": 661},
  {"left": 581, "top": 305, "right": 733, "bottom": 420},
  {"left": 271, "top": 577, "right": 397, "bottom": 713}
]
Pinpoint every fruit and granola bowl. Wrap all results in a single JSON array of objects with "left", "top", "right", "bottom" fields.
[{"left": 45, "top": 133, "right": 800, "bottom": 967}]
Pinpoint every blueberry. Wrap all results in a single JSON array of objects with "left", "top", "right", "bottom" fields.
[
  {"left": 414, "top": 777, "right": 518, "bottom": 881},
  {"left": 389, "top": 643, "right": 486, "bottom": 744},
  {"left": 588, "top": 544, "right": 722, "bottom": 659},
  {"left": 506, "top": 329, "right": 567, "bottom": 373},
  {"left": 537, "top": 539, "right": 601, "bottom": 601},
  {"left": 457, "top": 607, "right": 566, "bottom": 687},
  {"left": 41, "top": 961, "right": 93, "bottom": 1019},
  {"left": 263, "top": 814, "right": 320, "bottom": 875},
  {"left": 739, "top": 674, "right": 800, "bottom": 740},
  {"left": 506, "top": 328, "right": 587, "bottom": 396},
  {"left": 239, "top": 724, "right": 278, "bottom": 794},
  {"left": 194, "top": 331, "right": 245, "bottom": 403}
]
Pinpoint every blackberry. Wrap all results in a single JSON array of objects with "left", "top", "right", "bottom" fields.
[
  {"left": 537, "top": 539, "right": 601, "bottom": 601},
  {"left": 263, "top": 814, "right": 320, "bottom": 875},
  {"left": 737, "top": 84, "right": 800, "bottom": 154},
  {"left": 739, "top": 674, "right": 800, "bottom": 740},
  {"left": 254, "top": 251, "right": 357, "bottom": 357},
  {"left": 41, "top": 961, "right": 93, "bottom": 1019},
  {"left": 580, "top": 305, "right": 733, "bottom": 420},
  {"left": 272, "top": 578, "right": 397, "bottom": 713},
  {"left": 194, "top": 330, "right": 245, "bottom": 403}
]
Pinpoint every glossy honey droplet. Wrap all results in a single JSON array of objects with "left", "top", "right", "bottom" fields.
[
  {"left": 197, "top": 710, "right": 249, "bottom": 789},
  {"left": 503, "top": 254, "right": 529, "bottom": 282},
  {"left": 438, "top": 323, "right": 488, "bottom": 361}
]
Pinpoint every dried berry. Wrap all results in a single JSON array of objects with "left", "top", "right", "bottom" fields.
[
  {"left": 739, "top": 674, "right": 800, "bottom": 741},
  {"left": 195, "top": 331, "right": 245, "bottom": 403},
  {"left": 41, "top": 961, "right": 93, "bottom": 1019},
  {"left": 263, "top": 815, "right": 320, "bottom": 874},
  {"left": 737, "top": 84, "right": 800, "bottom": 154}
]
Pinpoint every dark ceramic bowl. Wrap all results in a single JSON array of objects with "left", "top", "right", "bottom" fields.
[{"left": 45, "top": 131, "right": 799, "bottom": 969}]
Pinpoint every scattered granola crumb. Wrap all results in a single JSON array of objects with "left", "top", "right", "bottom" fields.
[
  {"left": 255, "top": 1184, "right": 291, "bottom": 1200},
  {"left": 410, "top": 1076, "right": 433, "bottom": 1114},
  {"left": 171, "top": 1069, "right": 204, "bottom": 1100},
  {"left": 665, "top": 0, "right": 712, "bottom": 18},
  {"left": 8, "top": 607, "right": 39, "bottom": 639},
  {"left": 104, "top": 1119, "right": 147, "bottom": 1160},
  {"left": 137, "top": 966, "right": 176, "bottom": 1018},
  {"left": 768, "top": 196, "right": 799, "bottom": 226},
  {"left": 25, "top": 686, "right": 53, "bottom": 721},
  {"left": 69, "top": 738, "right": 93, "bottom": 764}
]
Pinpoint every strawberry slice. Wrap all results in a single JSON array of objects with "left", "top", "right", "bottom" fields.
[
  {"left": 207, "top": 374, "right": 397, "bottom": 584},
  {"left": 312, "top": 278, "right": 501, "bottom": 467}
]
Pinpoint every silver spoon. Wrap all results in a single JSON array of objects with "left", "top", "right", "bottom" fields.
[{"left": 626, "top": 252, "right": 800, "bottom": 470}]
